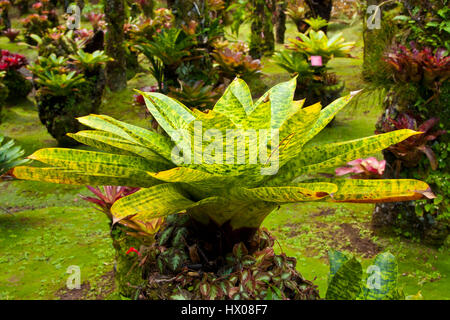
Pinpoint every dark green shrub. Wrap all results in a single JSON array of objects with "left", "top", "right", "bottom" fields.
[
  {"left": 3, "top": 70, "right": 32, "bottom": 100},
  {"left": 139, "top": 214, "right": 320, "bottom": 300},
  {"left": 0, "top": 71, "right": 8, "bottom": 115},
  {"left": 21, "top": 13, "right": 52, "bottom": 45}
]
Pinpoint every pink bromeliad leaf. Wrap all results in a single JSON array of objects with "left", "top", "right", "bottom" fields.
[
  {"left": 336, "top": 157, "right": 386, "bottom": 179},
  {"left": 80, "top": 186, "right": 140, "bottom": 220}
]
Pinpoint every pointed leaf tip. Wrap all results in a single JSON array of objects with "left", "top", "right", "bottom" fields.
[
  {"left": 350, "top": 89, "right": 362, "bottom": 97},
  {"left": 420, "top": 188, "right": 436, "bottom": 199}
]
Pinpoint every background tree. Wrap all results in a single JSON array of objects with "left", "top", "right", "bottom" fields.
[
  {"left": 76, "top": 0, "right": 85, "bottom": 13},
  {"left": 104, "top": 0, "right": 127, "bottom": 91},
  {"left": 15, "top": 0, "right": 30, "bottom": 15},
  {"left": 275, "top": 0, "right": 287, "bottom": 44},
  {"left": 305, "top": 0, "right": 332, "bottom": 31},
  {"left": 0, "top": 0, "right": 11, "bottom": 30},
  {"left": 250, "top": 0, "right": 275, "bottom": 58}
]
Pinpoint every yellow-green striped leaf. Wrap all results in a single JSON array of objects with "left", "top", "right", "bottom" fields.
[
  {"left": 327, "top": 179, "right": 435, "bottom": 203},
  {"left": 28, "top": 148, "right": 166, "bottom": 172},
  {"left": 266, "top": 129, "right": 422, "bottom": 186},
  {"left": 68, "top": 130, "right": 171, "bottom": 165},
  {"left": 12, "top": 166, "right": 159, "bottom": 187},
  {"left": 302, "top": 94, "right": 353, "bottom": 143},
  {"left": 254, "top": 77, "right": 297, "bottom": 130},
  {"left": 78, "top": 114, "right": 174, "bottom": 160},
  {"left": 233, "top": 182, "right": 337, "bottom": 203},
  {"left": 111, "top": 184, "right": 195, "bottom": 221}
]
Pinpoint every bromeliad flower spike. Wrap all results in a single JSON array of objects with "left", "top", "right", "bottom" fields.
[{"left": 12, "top": 78, "right": 435, "bottom": 246}]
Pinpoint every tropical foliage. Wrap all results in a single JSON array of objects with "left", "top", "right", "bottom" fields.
[
  {"left": 304, "top": 17, "right": 329, "bottom": 32},
  {"left": 69, "top": 50, "right": 112, "bottom": 73},
  {"left": 274, "top": 30, "right": 351, "bottom": 106},
  {"left": 13, "top": 78, "right": 434, "bottom": 240},
  {"left": 376, "top": 113, "right": 446, "bottom": 171},
  {"left": 0, "top": 135, "right": 29, "bottom": 176},
  {"left": 21, "top": 13, "right": 51, "bottom": 44},
  {"left": 366, "top": 1, "right": 449, "bottom": 245},
  {"left": 212, "top": 41, "right": 262, "bottom": 83},
  {"left": 1, "top": 0, "right": 447, "bottom": 301},
  {"left": 286, "top": 30, "right": 354, "bottom": 65},
  {"left": 384, "top": 44, "right": 450, "bottom": 88},
  {"left": 146, "top": 221, "right": 320, "bottom": 300},
  {"left": 326, "top": 250, "right": 405, "bottom": 300},
  {"left": 168, "top": 80, "right": 223, "bottom": 110}
]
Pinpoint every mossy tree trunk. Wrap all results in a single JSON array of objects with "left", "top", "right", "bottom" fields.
[
  {"left": 111, "top": 224, "right": 145, "bottom": 298},
  {"left": 76, "top": 0, "right": 85, "bottom": 14},
  {"left": 250, "top": 0, "right": 275, "bottom": 59},
  {"left": 275, "top": 0, "right": 287, "bottom": 44},
  {"left": 17, "top": 1, "right": 30, "bottom": 15},
  {"left": 104, "top": 0, "right": 127, "bottom": 91},
  {"left": 1, "top": 6, "right": 11, "bottom": 30}
]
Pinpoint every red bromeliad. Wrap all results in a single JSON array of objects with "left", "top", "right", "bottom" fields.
[
  {"left": 133, "top": 85, "right": 159, "bottom": 105},
  {"left": 377, "top": 113, "right": 446, "bottom": 170},
  {"left": 74, "top": 28, "right": 93, "bottom": 41},
  {"left": 0, "top": 50, "right": 27, "bottom": 71},
  {"left": 85, "top": 12, "right": 105, "bottom": 31},
  {"left": 384, "top": 42, "right": 450, "bottom": 86}
]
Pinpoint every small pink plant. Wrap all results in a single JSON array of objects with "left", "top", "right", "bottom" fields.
[
  {"left": 0, "top": 50, "right": 28, "bottom": 71},
  {"left": 80, "top": 186, "right": 140, "bottom": 220},
  {"left": 32, "top": 1, "right": 43, "bottom": 12},
  {"left": 80, "top": 185, "right": 165, "bottom": 236},
  {"left": 85, "top": 12, "right": 105, "bottom": 31},
  {"left": 335, "top": 157, "right": 386, "bottom": 179},
  {"left": 74, "top": 28, "right": 93, "bottom": 40}
]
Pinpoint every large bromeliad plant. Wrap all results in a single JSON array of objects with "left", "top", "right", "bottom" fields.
[{"left": 13, "top": 78, "right": 434, "bottom": 299}]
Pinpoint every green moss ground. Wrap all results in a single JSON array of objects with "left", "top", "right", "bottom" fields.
[{"left": 0, "top": 18, "right": 448, "bottom": 300}]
